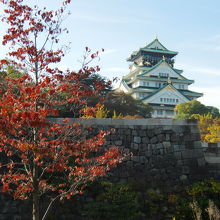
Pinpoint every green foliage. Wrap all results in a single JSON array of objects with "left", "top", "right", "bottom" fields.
[
  {"left": 0, "top": 64, "right": 22, "bottom": 80},
  {"left": 186, "top": 179, "right": 220, "bottom": 220},
  {"left": 112, "top": 110, "right": 123, "bottom": 118},
  {"left": 174, "top": 100, "right": 210, "bottom": 119},
  {"left": 80, "top": 73, "right": 112, "bottom": 95},
  {"left": 82, "top": 181, "right": 142, "bottom": 220},
  {"left": 144, "top": 189, "right": 165, "bottom": 218},
  {"left": 103, "top": 92, "right": 152, "bottom": 118},
  {"left": 171, "top": 179, "right": 220, "bottom": 220},
  {"left": 79, "top": 179, "right": 220, "bottom": 220}
]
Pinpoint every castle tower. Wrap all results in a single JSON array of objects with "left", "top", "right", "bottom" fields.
[{"left": 116, "top": 38, "right": 203, "bottom": 118}]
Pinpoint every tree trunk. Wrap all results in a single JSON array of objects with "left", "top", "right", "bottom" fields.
[
  {"left": 33, "top": 190, "right": 40, "bottom": 220},
  {"left": 32, "top": 163, "right": 40, "bottom": 220}
]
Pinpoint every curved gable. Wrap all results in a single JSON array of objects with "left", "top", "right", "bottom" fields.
[
  {"left": 143, "top": 85, "right": 189, "bottom": 105},
  {"left": 142, "top": 61, "right": 184, "bottom": 79}
]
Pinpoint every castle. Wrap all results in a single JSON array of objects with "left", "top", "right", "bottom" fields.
[{"left": 116, "top": 38, "right": 202, "bottom": 118}]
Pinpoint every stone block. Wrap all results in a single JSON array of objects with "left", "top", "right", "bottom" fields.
[
  {"left": 150, "top": 136, "right": 158, "bottom": 144},
  {"left": 180, "top": 174, "right": 188, "bottom": 181},
  {"left": 142, "top": 136, "right": 149, "bottom": 144},
  {"left": 139, "top": 130, "right": 146, "bottom": 137},
  {"left": 193, "top": 149, "right": 204, "bottom": 158},
  {"left": 165, "top": 134, "right": 171, "bottom": 141},
  {"left": 154, "top": 127, "right": 162, "bottom": 135},
  {"left": 150, "top": 168, "right": 160, "bottom": 175},
  {"left": 139, "top": 143, "right": 148, "bottom": 151},
  {"left": 189, "top": 125, "right": 201, "bottom": 133},
  {"left": 159, "top": 149, "right": 164, "bottom": 155},
  {"left": 140, "top": 156, "right": 146, "bottom": 164},
  {"left": 157, "top": 134, "right": 165, "bottom": 142},
  {"left": 192, "top": 133, "right": 201, "bottom": 141},
  {"left": 182, "top": 166, "right": 190, "bottom": 174},
  {"left": 181, "top": 150, "right": 194, "bottom": 159},
  {"left": 132, "top": 130, "right": 138, "bottom": 136},
  {"left": 197, "top": 157, "right": 206, "bottom": 166},
  {"left": 174, "top": 151, "right": 182, "bottom": 160},
  {"left": 145, "top": 150, "right": 152, "bottom": 157},
  {"left": 163, "top": 142, "right": 171, "bottom": 149},
  {"left": 124, "top": 129, "right": 131, "bottom": 135},
  {"left": 131, "top": 143, "right": 139, "bottom": 150},
  {"left": 128, "top": 125, "right": 134, "bottom": 129},
  {"left": 134, "top": 136, "right": 141, "bottom": 144},
  {"left": 171, "top": 134, "right": 178, "bottom": 142},
  {"left": 156, "top": 143, "right": 163, "bottom": 149},
  {"left": 173, "top": 144, "right": 180, "bottom": 151},
  {"left": 177, "top": 160, "right": 183, "bottom": 166},
  {"left": 205, "top": 156, "right": 220, "bottom": 164},
  {"left": 131, "top": 156, "right": 140, "bottom": 162},
  {"left": 201, "top": 142, "right": 208, "bottom": 148},
  {"left": 147, "top": 129, "right": 154, "bottom": 138}
]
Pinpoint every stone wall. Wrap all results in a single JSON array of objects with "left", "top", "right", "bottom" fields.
[
  {"left": 68, "top": 118, "right": 207, "bottom": 190},
  {"left": 202, "top": 142, "right": 220, "bottom": 177},
  {"left": 0, "top": 118, "right": 219, "bottom": 220}
]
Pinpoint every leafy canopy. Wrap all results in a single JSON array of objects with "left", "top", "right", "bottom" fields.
[{"left": 174, "top": 100, "right": 220, "bottom": 119}]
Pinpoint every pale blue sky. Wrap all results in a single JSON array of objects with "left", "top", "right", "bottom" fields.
[{"left": 1, "top": 0, "right": 220, "bottom": 109}]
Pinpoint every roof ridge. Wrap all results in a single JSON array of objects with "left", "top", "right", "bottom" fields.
[
  {"left": 142, "top": 83, "right": 190, "bottom": 101},
  {"left": 145, "top": 38, "right": 168, "bottom": 50}
]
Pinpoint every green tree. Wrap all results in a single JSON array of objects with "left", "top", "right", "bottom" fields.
[
  {"left": 174, "top": 100, "right": 219, "bottom": 119},
  {"left": 206, "top": 106, "right": 220, "bottom": 118},
  {"left": 103, "top": 92, "right": 152, "bottom": 118},
  {"left": 0, "top": 64, "right": 22, "bottom": 80}
]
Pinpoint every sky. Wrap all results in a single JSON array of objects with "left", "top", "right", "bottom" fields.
[{"left": 1, "top": 0, "right": 220, "bottom": 109}]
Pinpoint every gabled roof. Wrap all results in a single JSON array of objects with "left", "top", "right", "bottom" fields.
[
  {"left": 141, "top": 38, "right": 178, "bottom": 55},
  {"left": 145, "top": 38, "right": 168, "bottom": 50},
  {"left": 140, "top": 48, "right": 178, "bottom": 55},
  {"left": 127, "top": 38, "right": 178, "bottom": 62},
  {"left": 142, "top": 83, "right": 190, "bottom": 102},
  {"left": 139, "top": 59, "right": 188, "bottom": 80}
]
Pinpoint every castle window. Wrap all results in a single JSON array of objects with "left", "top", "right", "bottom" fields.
[
  {"left": 159, "top": 73, "right": 169, "bottom": 78},
  {"left": 155, "top": 82, "right": 162, "bottom": 87},
  {"left": 157, "top": 110, "right": 163, "bottom": 115},
  {"left": 161, "top": 98, "right": 178, "bottom": 104},
  {"left": 143, "top": 81, "right": 149, "bottom": 86},
  {"left": 178, "top": 84, "right": 185, "bottom": 89}
]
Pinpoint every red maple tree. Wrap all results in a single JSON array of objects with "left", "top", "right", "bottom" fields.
[{"left": 0, "top": 1, "right": 122, "bottom": 220}]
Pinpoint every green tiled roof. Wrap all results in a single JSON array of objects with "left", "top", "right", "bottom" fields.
[
  {"left": 127, "top": 39, "right": 178, "bottom": 61},
  {"left": 174, "top": 68, "right": 183, "bottom": 74},
  {"left": 138, "top": 60, "right": 188, "bottom": 80},
  {"left": 133, "top": 87, "right": 155, "bottom": 92},
  {"left": 145, "top": 38, "right": 168, "bottom": 50},
  {"left": 135, "top": 76, "right": 194, "bottom": 84},
  {"left": 142, "top": 84, "right": 190, "bottom": 101},
  {"left": 180, "top": 89, "right": 203, "bottom": 97},
  {"left": 140, "top": 48, "right": 178, "bottom": 55}
]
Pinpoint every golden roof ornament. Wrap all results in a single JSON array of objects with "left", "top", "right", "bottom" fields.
[
  {"left": 162, "top": 56, "right": 166, "bottom": 62},
  {"left": 167, "top": 77, "right": 172, "bottom": 84}
]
